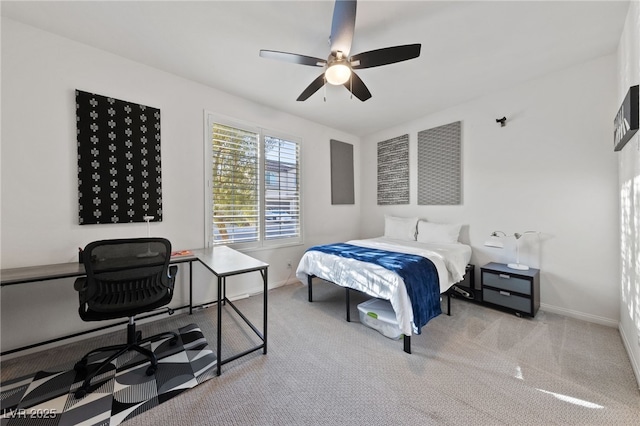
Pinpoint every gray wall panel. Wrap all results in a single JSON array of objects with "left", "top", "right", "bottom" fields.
[
  {"left": 417, "top": 121, "right": 461, "bottom": 205},
  {"left": 330, "top": 139, "right": 355, "bottom": 205}
]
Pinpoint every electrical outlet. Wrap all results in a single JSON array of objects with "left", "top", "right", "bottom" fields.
[{"left": 287, "top": 259, "right": 292, "bottom": 269}]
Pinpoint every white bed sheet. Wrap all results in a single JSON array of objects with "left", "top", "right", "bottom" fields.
[{"left": 295, "top": 237, "right": 472, "bottom": 336}]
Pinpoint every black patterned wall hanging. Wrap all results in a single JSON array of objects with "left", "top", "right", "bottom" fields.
[
  {"left": 613, "top": 85, "right": 639, "bottom": 152},
  {"left": 76, "top": 90, "right": 162, "bottom": 225},
  {"left": 377, "top": 134, "right": 409, "bottom": 205},
  {"left": 417, "top": 121, "right": 461, "bottom": 205}
]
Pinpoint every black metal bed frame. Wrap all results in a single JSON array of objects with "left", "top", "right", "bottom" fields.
[{"left": 306, "top": 274, "right": 451, "bottom": 354}]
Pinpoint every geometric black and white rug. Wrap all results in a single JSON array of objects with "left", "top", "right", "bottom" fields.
[{"left": 1, "top": 323, "right": 216, "bottom": 425}]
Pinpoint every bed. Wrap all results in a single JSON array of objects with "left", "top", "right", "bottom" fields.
[{"left": 295, "top": 216, "right": 472, "bottom": 353}]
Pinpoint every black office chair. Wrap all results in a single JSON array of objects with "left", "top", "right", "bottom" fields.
[{"left": 73, "top": 237, "right": 179, "bottom": 398}]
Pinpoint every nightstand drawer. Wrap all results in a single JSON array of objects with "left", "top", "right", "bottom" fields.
[
  {"left": 482, "top": 271, "right": 531, "bottom": 295},
  {"left": 483, "top": 288, "right": 532, "bottom": 314}
]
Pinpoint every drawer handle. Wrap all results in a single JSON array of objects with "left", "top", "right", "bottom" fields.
[
  {"left": 499, "top": 274, "right": 511, "bottom": 279},
  {"left": 499, "top": 291, "right": 511, "bottom": 297}
]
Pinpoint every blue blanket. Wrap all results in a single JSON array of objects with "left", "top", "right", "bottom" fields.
[{"left": 307, "top": 243, "right": 441, "bottom": 333}]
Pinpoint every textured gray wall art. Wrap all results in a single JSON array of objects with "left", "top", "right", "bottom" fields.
[
  {"left": 330, "top": 139, "right": 355, "bottom": 205},
  {"left": 377, "top": 134, "right": 409, "bottom": 205},
  {"left": 76, "top": 90, "right": 162, "bottom": 224},
  {"left": 417, "top": 121, "right": 461, "bottom": 205}
]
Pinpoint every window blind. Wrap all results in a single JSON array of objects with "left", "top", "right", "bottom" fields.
[
  {"left": 264, "top": 136, "right": 300, "bottom": 241},
  {"left": 211, "top": 123, "right": 259, "bottom": 244}
]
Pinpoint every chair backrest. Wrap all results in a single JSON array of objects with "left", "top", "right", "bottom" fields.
[{"left": 80, "top": 238, "right": 174, "bottom": 319}]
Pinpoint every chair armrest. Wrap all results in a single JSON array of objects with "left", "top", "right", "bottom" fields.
[
  {"left": 168, "top": 265, "right": 178, "bottom": 278},
  {"left": 74, "top": 277, "right": 89, "bottom": 305},
  {"left": 164, "top": 265, "right": 178, "bottom": 291},
  {"left": 74, "top": 277, "right": 87, "bottom": 292}
]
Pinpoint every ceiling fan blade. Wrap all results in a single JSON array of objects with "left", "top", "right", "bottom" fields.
[
  {"left": 330, "top": 0, "right": 357, "bottom": 56},
  {"left": 343, "top": 71, "right": 371, "bottom": 101},
  {"left": 260, "top": 50, "right": 326, "bottom": 67},
  {"left": 350, "top": 44, "right": 421, "bottom": 69},
  {"left": 297, "top": 74, "right": 326, "bottom": 101}
]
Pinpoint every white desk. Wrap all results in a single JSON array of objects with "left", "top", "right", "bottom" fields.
[
  {"left": 1, "top": 246, "right": 269, "bottom": 376},
  {"left": 192, "top": 246, "right": 268, "bottom": 375}
]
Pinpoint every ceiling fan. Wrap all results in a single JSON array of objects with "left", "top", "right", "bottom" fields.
[{"left": 259, "top": 0, "right": 421, "bottom": 102}]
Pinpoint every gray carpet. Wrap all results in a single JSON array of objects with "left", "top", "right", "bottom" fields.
[{"left": 2, "top": 281, "right": 639, "bottom": 425}]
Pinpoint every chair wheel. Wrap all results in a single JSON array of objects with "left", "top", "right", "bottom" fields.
[
  {"left": 74, "top": 388, "right": 87, "bottom": 399},
  {"left": 146, "top": 365, "right": 157, "bottom": 376}
]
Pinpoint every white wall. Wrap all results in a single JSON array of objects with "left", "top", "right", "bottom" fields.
[
  {"left": 360, "top": 55, "right": 620, "bottom": 326},
  {"left": 616, "top": 1, "right": 640, "bottom": 387},
  {"left": 0, "top": 18, "right": 361, "bottom": 353}
]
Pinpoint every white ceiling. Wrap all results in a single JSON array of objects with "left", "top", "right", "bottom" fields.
[{"left": 1, "top": 0, "right": 630, "bottom": 137}]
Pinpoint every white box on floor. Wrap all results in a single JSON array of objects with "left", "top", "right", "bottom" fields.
[{"left": 357, "top": 298, "right": 403, "bottom": 340}]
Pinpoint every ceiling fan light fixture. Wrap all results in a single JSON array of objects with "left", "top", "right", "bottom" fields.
[
  {"left": 325, "top": 62, "right": 351, "bottom": 85},
  {"left": 259, "top": 1, "right": 421, "bottom": 101}
]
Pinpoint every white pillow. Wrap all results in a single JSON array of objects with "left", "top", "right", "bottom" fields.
[
  {"left": 417, "top": 221, "right": 461, "bottom": 244},
  {"left": 384, "top": 215, "right": 418, "bottom": 241}
]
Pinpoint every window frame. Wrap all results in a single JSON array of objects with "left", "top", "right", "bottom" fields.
[{"left": 204, "top": 112, "right": 303, "bottom": 250}]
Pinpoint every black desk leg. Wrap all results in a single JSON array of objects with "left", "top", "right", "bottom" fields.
[
  {"left": 263, "top": 268, "right": 268, "bottom": 354},
  {"left": 217, "top": 275, "right": 222, "bottom": 376},
  {"left": 222, "top": 278, "right": 227, "bottom": 306},
  {"left": 189, "top": 260, "right": 193, "bottom": 315}
]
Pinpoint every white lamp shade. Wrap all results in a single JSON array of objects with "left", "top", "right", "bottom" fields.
[{"left": 325, "top": 63, "right": 351, "bottom": 85}]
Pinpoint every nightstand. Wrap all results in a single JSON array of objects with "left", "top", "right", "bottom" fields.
[{"left": 480, "top": 262, "right": 540, "bottom": 317}]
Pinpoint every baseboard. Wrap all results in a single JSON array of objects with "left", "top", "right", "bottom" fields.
[
  {"left": 618, "top": 322, "right": 640, "bottom": 388},
  {"left": 540, "top": 303, "right": 618, "bottom": 328}
]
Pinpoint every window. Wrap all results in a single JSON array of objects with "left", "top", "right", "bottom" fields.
[
  {"left": 205, "top": 114, "right": 301, "bottom": 248},
  {"left": 210, "top": 123, "right": 260, "bottom": 244},
  {"left": 264, "top": 136, "right": 300, "bottom": 241}
]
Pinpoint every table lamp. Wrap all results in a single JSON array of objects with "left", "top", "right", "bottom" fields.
[
  {"left": 485, "top": 230, "right": 538, "bottom": 270},
  {"left": 137, "top": 215, "right": 158, "bottom": 257}
]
